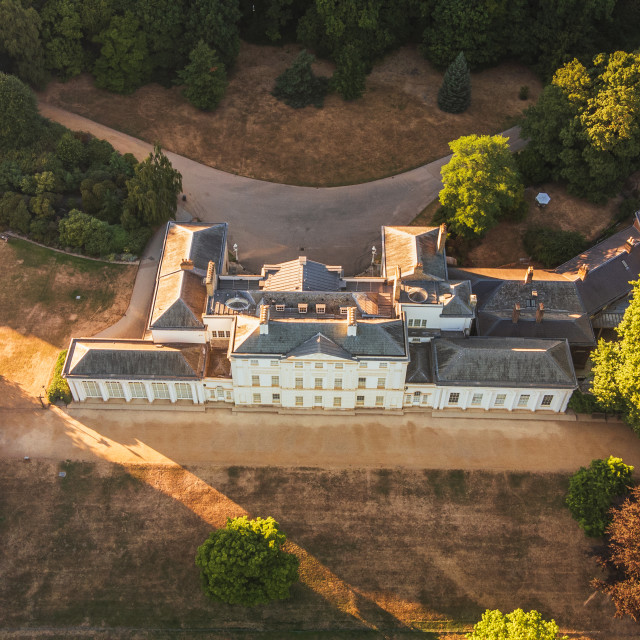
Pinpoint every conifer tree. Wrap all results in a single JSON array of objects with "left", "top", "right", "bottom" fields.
[{"left": 437, "top": 52, "right": 471, "bottom": 114}]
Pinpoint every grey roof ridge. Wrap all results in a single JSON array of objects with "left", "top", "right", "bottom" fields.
[{"left": 546, "top": 340, "right": 578, "bottom": 385}]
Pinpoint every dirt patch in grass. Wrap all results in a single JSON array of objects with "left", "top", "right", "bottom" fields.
[
  {"left": 0, "top": 239, "right": 135, "bottom": 404},
  {"left": 38, "top": 44, "right": 541, "bottom": 187},
  {"left": 0, "top": 461, "right": 635, "bottom": 638}
]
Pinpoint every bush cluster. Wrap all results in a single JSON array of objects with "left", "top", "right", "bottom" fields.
[
  {"left": 523, "top": 226, "right": 586, "bottom": 268},
  {"left": 272, "top": 50, "right": 329, "bottom": 109},
  {"left": 0, "top": 74, "right": 177, "bottom": 259},
  {"left": 47, "top": 350, "right": 72, "bottom": 405}
]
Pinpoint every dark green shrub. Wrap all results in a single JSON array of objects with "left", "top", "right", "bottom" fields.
[
  {"left": 86, "top": 137, "right": 116, "bottom": 169},
  {"left": 566, "top": 456, "right": 634, "bottom": 537},
  {"left": 616, "top": 197, "right": 640, "bottom": 223},
  {"left": 523, "top": 226, "right": 586, "bottom": 267},
  {"left": 519, "top": 85, "right": 530, "bottom": 100},
  {"left": 0, "top": 72, "right": 43, "bottom": 150},
  {"left": 29, "top": 218, "right": 58, "bottom": 245},
  {"left": 515, "top": 147, "right": 552, "bottom": 185},
  {"left": 568, "top": 390, "right": 606, "bottom": 414},
  {"left": 9, "top": 198, "right": 31, "bottom": 234},
  {"left": 56, "top": 132, "right": 86, "bottom": 170},
  {"left": 272, "top": 50, "right": 328, "bottom": 109},
  {"left": 47, "top": 350, "right": 72, "bottom": 404},
  {"left": 331, "top": 44, "right": 366, "bottom": 101}
]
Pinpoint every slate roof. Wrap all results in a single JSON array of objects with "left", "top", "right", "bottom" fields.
[
  {"left": 399, "top": 280, "right": 474, "bottom": 317},
  {"left": 287, "top": 333, "right": 354, "bottom": 360},
  {"left": 260, "top": 257, "right": 343, "bottom": 291},
  {"left": 382, "top": 226, "right": 448, "bottom": 281},
  {"left": 150, "top": 270, "right": 206, "bottom": 328},
  {"left": 431, "top": 337, "right": 577, "bottom": 388},
  {"left": 406, "top": 344, "right": 434, "bottom": 384},
  {"left": 150, "top": 222, "right": 227, "bottom": 330},
  {"left": 232, "top": 318, "right": 406, "bottom": 358},
  {"left": 475, "top": 280, "right": 595, "bottom": 345},
  {"left": 64, "top": 340, "right": 204, "bottom": 380},
  {"left": 555, "top": 225, "right": 640, "bottom": 315}
]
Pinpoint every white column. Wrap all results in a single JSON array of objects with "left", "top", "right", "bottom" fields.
[
  {"left": 508, "top": 391, "right": 518, "bottom": 411},
  {"left": 168, "top": 383, "right": 177, "bottom": 403},
  {"left": 559, "top": 390, "right": 571, "bottom": 413},
  {"left": 530, "top": 391, "right": 540, "bottom": 412},
  {"left": 123, "top": 382, "right": 132, "bottom": 402},
  {"left": 98, "top": 381, "right": 109, "bottom": 402},
  {"left": 70, "top": 380, "right": 83, "bottom": 402},
  {"left": 194, "top": 382, "right": 205, "bottom": 404},
  {"left": 144, "top": 381, "right": 154, "bottom": 403}
]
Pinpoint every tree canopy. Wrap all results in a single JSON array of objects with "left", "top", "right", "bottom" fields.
[
  {"left": 439, "top": 134, "right": 525, "bottom": 238},
  {"left": 521, "top": 51, "right": 640, "bottom": 201},
  {"left": 566, "top": 456, "right": 634, "bottom": 537},
  {"left": 467, "top": 608, "right": 567, "bottom": 640},
  {"left": 195, "top": 516, "right": 299, "bottom": 606},
  {"left": 123, "top": 143, "right": 182, "bottom": 227},
  {"left": 437, "top": 52, "right": 471, "bottom": 114},
  {"left": 591, "top": 280, "right": 640, "bottom": 433},
  {"left": 594, "top": 486, "right": 640, "bottom": 621},
  {"left": 272, "top": 50, "right": 329, "bottom": 109},
  {"left": 0, "top": 72, "right": 43, "bottom": 150},
  {"left": 178, "top": 41, "right": 228, "bottom": 111}
]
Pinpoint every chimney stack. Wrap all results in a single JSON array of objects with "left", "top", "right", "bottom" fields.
[
  {"left": 180, "top": 258, "right": 194, "bottom": 271},
  {"left": 205, "top": 260, "right": 217, "bottom": 296},
  {"left": 393, "top": 266, "right": 402, "bottom": 302},
  {"left": 469, "top": 294, "right": 477, "bottom": 309},
  {"left": 437, "top": 224, "right": 447, "bottom": 254},
  {"left": 512, "top": 303, "right": 521, "bottom": 323},
  {"left": 524, "top": 266, "right": 534, "bottom": 284},
  {"left": 536, "top": 303, "right": 545, "bottom": 323},
  {"left": 259, "top": 304, "right": 270, "bottom": 335},
  {"left": 625, "top": 237, "right": 636, "bottom": 253},
  {"left": 578, "top": 265, "right": 589, "bottom": 281},
  {"left": 347, "top": 307, "right": 357, "bottom": 336}
]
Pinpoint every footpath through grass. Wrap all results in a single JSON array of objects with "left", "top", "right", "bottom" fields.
[{"left": 1, "top": 462, "right": 636, "bottom": 639}]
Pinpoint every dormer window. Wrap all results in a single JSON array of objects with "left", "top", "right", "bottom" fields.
[
  {"left": 316, "top": 304, "right": 326, "bottom": 314},
  {"left": 339, "top": 307, "right": 349, "bottom": 315},
  {"left": 298, "top": 303, "right": 308, "bottom": 314},
  {"left": 275, "top": 304, "right": 285, "bottom": 311}
]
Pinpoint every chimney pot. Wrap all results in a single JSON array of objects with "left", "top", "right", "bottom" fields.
[
  {"left": 578, "top": 264, "right": 589, "bottom": 281},
  {"left": 512, "top": 303, "right": 521, "bottom": 324},
  {"left": 536, "top": 302, "right": 545, "bottom": 323},
  {"left": 180, "top": 258, "right": 194, "bottom": 270},
  {"left": 524, "top": 266, "right": 534, "bottom": 284},
  {"left": 437, "top": 224, "right": 447, "bottom": 254}
]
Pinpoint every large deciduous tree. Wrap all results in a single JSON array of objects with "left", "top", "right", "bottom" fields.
[
  {"left": 591, "top": 280, "right": 640, "bottom": 433},
  {"left": 594, "top": 486, "right": 640, "bottom": 621},
  {"left": 186, "top": 0, "right": 242, "bottom": 69},
  {"left": 178, "top": 41, "right": 228, "bottom": 111},
  {"left": 0, "top": 73, "right": 43, "bottom": 150},
  {"left": 521, "top": 52, "right": 640, "bottom": 202},
  {"left": 40, "top": 0, "right": 85, "bottom": 80},
  {"left": 195, "top": 516, "right": 299, "bottom": 606},
  {"left": 0, "top": 0, "right": 46, "bottom": 87},
  {"left": 93, "top": 12, "right": 151, "bottom": 94},
  {"left": 467, "top": 608, "right": 568, "bottom": 639},
  {"left": 272, "top": 50, "right": 328, "bottom": 109},
  {"left": 566, "top": 456, "right": 634, "bottom": 537},
  {"left": 437, "top": 52, "right": 471, "bottom": 114},
  {"left": 123, "top": 143, "right": 182, "bottom": 227},
  {"left": 439, "top": 134, "right": 524, "bottom": 238}
]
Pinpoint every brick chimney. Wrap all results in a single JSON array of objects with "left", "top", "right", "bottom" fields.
[
  {"left": 205, "top": 260, "right": 217, "bottom": 296},
  {"left": 536, "top": 303, "right": 545, "bottom": 323},
  {"left": 180, "top": 258, "right": 194, "bottom": 270},
  {"left": 259, "top": 304, "right": 270, "bottom": 335},
  {"left": 512, "top": 303, "right": 520, "bottom": 323},
  {"left": 393, "top": 266, "right": 402, "bottom": 302},
  {"left": 437, "top": 224, "right": 447, "bottom": 254},
  {"left": 347, "top": 307, "right": 357, "bottom": 336},
  {"left": 524, "top": 266, "right": 533, "bottom": 284},
  {"left": 625, "top": 237, "right": 637, "bottom": 253},
  {"left": 578, "top": 265, "right": 589, "bottom": 281}
]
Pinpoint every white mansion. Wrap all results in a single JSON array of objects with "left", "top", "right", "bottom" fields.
[{"left": 62, "top": 217, "right": 640, "bottom": 413}]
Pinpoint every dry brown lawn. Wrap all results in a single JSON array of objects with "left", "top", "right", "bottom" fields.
[
  {"left": 0, "top": 239, "right": 135, "bottom": 405},
  {"left": 0, "top": 461, "right": 634, "bottom": 639},
  {"left": 38, "top": 43, "right": 541, "bottom": 186}
]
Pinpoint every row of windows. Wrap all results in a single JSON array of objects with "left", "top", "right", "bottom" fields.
[
  {"left": 82, "top": 381, "right": 193, "bottom": 401},
  {"left": 246, "top": 360, "right": 388, "bottom": 369},
  {"left": 211, "top": 330, "right": 231, "bottom": 338},
  {"left": 251, "top": 376, "right": 387, "bottom": 389},
  {"left": 407, "top": 319, "right": 428, "bottom": 328},
  {"left": 446, "top": 392, "right": 553, "bottom": 407},
  {"left": 251, "top": 394, "right": 385, "bottom": 407}
]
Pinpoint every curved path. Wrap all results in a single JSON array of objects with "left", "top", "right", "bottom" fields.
[{"left": 39, "top": 102, "right": 524, "bottom": 277}]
